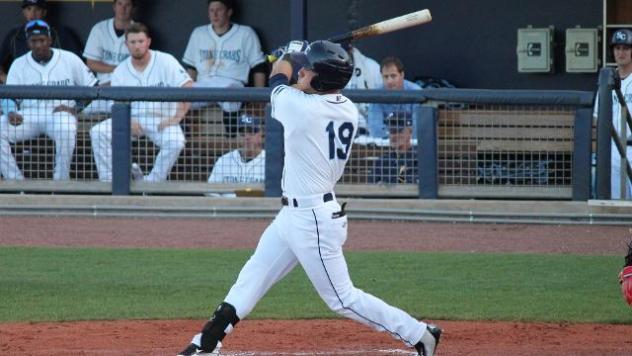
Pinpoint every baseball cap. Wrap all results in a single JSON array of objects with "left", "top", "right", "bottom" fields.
[
  {"left": 22, "top": 0, "right": 47, "bottom": 9},
  {"left": 384, "top": 112, "right": 412, "bottom": 131},
  {"left": 237, "top": 114, "right": 262, "bottom": 133},
  {"left": 25, "top": 19, "right": 51, "bottom": 38}
]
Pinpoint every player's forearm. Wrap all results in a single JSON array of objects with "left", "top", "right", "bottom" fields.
[
  {"left": 86, "top": 59, "right": 116, "bottom": 74},
  {"left": 253, "top": 72, "right": 266, "bottom": 87}
]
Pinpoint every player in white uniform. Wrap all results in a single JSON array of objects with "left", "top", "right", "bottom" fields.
[
  {"left": 177, "top": 41, "right": 441, "bottom": 356},
  {"left": 208, "top": 114, "right": 265, "bottom": 184},
  {"left": 594, "top": 29, "right": 632, "bottom": 199},
  {"left": 343, "top": 44, "right": 383, "bottom": 134},
  {"left": 90, "top": 22, "right": 192, "bottom": 182},
  {"left": 0, "top": 20, "right": 97, "bottom": 180},
  {"left": 182, "top": 0, "right": 266, "bottom": 135},
  {"left": 82, "top": 0, "right": 135, "bottom": 114}
]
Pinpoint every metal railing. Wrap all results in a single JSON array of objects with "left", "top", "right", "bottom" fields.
[{"left": 0, "top": 85, "right": 594, "bottom": 200}]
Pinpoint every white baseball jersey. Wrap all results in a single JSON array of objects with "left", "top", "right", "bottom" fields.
[
  {"left": 7, "top": 48, "right": 97, "bottom": 110},
  {"left": 271, "top": 85, "right": 358, "bottom": 196},
  {"left": 182, "top": 23, "right": 265, "bottom": 86},
  {"left": 593, "top": 73, "right": 632, "bottom": 199},
  {"left": 111, "top": 50, "right": 191, "bottom": 118},
  {"left": 345, "top": 47, "right": 382, "bottom": 127},
  {"left": 83, "top": 18, "right": 130, "bottom": 83},
  {"left": 208, "top": 149, "right": 265, "bottom": 183}
]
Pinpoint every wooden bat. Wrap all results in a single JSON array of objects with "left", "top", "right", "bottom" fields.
[
  {"left": 327, "top": 9, "right": 432, "bottom": 43},
  {"left": 267, "top": 9, "right": 432, "bottom": 63}
]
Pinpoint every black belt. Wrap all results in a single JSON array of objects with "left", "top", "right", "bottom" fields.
[{"left": 281, "top": 193, "right": 333, "bottom": 207}]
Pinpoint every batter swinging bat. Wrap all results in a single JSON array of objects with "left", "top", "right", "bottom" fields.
[
  {"left": 328, "top": 9, "right": 432, "bottom": 43},
  {"left": 267, "top": 9, "right": 432, "bottom": 62}
]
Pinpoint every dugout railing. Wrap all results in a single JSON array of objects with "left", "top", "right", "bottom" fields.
[{"left": 0, "top": 85, "right": 594, "bottom": 200}]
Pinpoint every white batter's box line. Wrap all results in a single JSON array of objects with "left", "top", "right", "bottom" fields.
[{"left": 219, "top": 349, "right": 415, "bottom": 355}]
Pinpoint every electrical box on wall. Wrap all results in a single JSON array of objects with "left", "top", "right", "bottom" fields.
[
  {"left": 565, "top": 27, "right": 599, "bottom": 72},
  {"left": 517, "top": 26, "right": 554, "bottom": 73}
]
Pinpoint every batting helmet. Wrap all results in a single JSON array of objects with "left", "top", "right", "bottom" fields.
[
  {"left": 611, "top": 29, "right": 632, "bottom": 47},
  {"left": 293, "top": 40, "right": 353, "bottom": 92}
]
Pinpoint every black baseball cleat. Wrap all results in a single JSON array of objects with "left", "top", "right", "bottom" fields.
[
  {"left": 176, "top": 341, "right": 222, "bottom": 356},
  {"left": 414, "top": 323, "right": 442, "bottom": 356}
]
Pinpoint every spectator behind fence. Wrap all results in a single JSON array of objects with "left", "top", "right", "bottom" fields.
[
  {"left": 368, "top": 114, "right": 417, "bottom": 184},
  {"left": 343, "top": 43, "right": 382, "bottom": 136},
  {"left": 182, "top": 0, "right": 267, "bottom": 136},
  {"left": 82, "top": 0, "right": 136, "bottom": 114},
  {"left": 0, "top": 0, "right": 83, "bottom": 84},
  {"left": 0, "top": 20, "right": 97, "bottom": 180},
  {"left": 207, "top": 114, "right": 265, "bottom": 197},
  {"left": 367, "top": 56, "right": 421, "bottom": 140},
  {"left": 90, "top": 22, "right": 192, "bottom": 183},
  {"left": 593, "top": 28, "right": 632, "bottom": 199}
]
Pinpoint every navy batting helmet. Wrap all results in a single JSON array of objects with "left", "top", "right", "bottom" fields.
[
  {"left": 611, "top": 29, "right": 632, "bottom": 47},
  {"left": 293, "top": 40, "right": 353, "bottom": 92}
]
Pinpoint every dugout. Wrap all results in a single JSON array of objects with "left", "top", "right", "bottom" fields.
[{"left": 0, "top": 0, "right": 604, "bottom": 90}]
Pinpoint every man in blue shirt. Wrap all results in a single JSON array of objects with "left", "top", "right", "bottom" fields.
[{"left": 367, "top": 56, "right": 421, "bottom": 139}]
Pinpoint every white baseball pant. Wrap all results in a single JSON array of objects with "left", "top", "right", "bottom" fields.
[
  {"left": 90, "top": 115, "right": 185, "bottom": 182},
  {"left": 224, "top": 196, "right": 426, "bottom": 347},
  {"left": 611, "top": 144, "right": 632, "bottom": 199},
  {"left": 0, "top": 109, "right": 76, "bottom": 180}
]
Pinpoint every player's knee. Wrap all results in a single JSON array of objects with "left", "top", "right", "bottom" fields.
[
  {"left": 200, "top": 302, "right": 240, "bottom": 351},
  {"left": 164, "top": 133, "right": 186, "bottom": 151}
]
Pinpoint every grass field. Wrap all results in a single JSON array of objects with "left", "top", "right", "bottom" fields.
[{"left": 1, "top": 246, "right": 631, "bottom": 324}]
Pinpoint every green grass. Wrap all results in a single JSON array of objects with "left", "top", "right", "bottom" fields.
[{"left": 0, "top": 246, "right": 630, "bottom": 324}]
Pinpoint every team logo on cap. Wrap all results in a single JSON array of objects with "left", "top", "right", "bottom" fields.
[{"left": 616, "top": 31, "right": 629, "bottom": 41}]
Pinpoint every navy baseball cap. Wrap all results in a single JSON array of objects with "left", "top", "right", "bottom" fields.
[
  {"left": 238, "top": 114, "right": 262, "bottom": 133},
  {"left": 22, "top": 0, "right": 47, "bottom": 9},
  {"left": 25, "top": 19, "right": 51, "bottom": 38},
  {"left": 384, "top": 112, "right": 412, "bottom": 130}
]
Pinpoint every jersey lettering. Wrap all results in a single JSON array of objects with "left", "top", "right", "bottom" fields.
[
  {"left": 326, "top": 121, "right": 354, "bottom": 160},
  {"left": 197, "top": 49, "right": 242, "bottom": 63}
]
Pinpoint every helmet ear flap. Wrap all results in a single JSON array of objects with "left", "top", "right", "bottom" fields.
[{"left": 309, "top": 74, "right": 324, "bottom": 92}]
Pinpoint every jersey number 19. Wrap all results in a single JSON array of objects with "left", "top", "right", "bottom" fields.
[{"left": 326, "top": 121, "right": 354, "bottom": 160}]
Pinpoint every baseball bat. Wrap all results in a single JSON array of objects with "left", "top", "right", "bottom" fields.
[
  {"left": 267, "top": 9, "right": 432, "bottom": 63},
  {"left": 327, "top": 9, "right": 432, "bottom": 43}
]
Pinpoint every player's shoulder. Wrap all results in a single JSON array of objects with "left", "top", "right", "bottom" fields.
[
  {"left": 91, "top": 18, "right": 112, "bottom": 31},
  {"left": 10, "top": 52, "right": 29, "bottom": 66},
  {"left": 190, "top": 24, "right": 210, "bottom": 37},
  {"left": 153, "top": 50, "right": 181, "bottom": 64},
  {"left": 112, "top": 57, "right": 131, "bottom": 74},
  {"left": 232, "top": 23, "right": 258, "bottom": 36}
]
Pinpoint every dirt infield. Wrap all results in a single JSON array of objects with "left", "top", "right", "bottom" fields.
[{"left": 1, "top": 216, "right": 632, "bottom": 355}]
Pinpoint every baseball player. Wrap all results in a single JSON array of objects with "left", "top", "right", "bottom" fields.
[
  {"left": 207, "top": 114, "right": 265, "bottom": 186},
  {"left": 182, "top": 0, "right": 266, "bottom": 135},
  {"left": 177, "top": 41, "right": 441, "bottom": 356},
  {"left": 593, "top": 29, "right": 632, "bottom": 199},
  {"left": 84, "top": 0, "right": 135, "bottom": 84},
  {"left": 82, "top": 0, "right": 135, "bottom": 114},
  {"left": 0, "top": 19, "right": 97, "bottom": 180},
  {"left": 90, "top": 22, "right": 192, "bottom": 182},
  {"left": 369, "top": 114, "right": 417, "bottom": 184},
  {"left": 343, "top": 43, "right": 383, "bottom": 135},
  {"left": 0, "top": 0, "right": 83, "bottom": 83}
]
